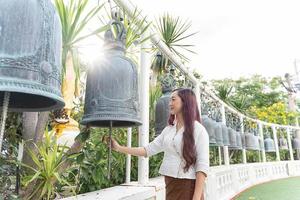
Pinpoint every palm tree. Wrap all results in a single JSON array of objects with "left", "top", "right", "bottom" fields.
[{"left": 151, "top": 13, "right": 197, "bottom": 85}]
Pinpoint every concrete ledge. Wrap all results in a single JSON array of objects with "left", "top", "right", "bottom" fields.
[{"left": 62, "top": 185, "right": 156, "bottom": 200}]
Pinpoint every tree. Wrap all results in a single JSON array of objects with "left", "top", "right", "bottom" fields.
[{"left": 212, "top": 75, "right": 287, "bottom": 113}]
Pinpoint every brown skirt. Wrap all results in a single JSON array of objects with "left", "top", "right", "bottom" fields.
[{"left": 164, "top": 176, "right": 204, "bottom": 200}]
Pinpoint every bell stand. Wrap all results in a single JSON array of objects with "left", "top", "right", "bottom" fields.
[{"left": 107, "top": 120, "right": 113, "bottom": 180}]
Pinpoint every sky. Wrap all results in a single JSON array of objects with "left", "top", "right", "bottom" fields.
[{"left": 130, "top": 0, "right": 300, "bottom": 81}]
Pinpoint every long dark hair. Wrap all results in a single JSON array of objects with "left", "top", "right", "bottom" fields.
[{"left": 168, "top": 88, "right": 201, "bottom": 172}]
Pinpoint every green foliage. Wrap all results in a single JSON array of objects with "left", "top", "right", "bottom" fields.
[
  {"left": 20, "top": 131, "right": 75, "bottom": 200},
  {"left": 70, "top": 128, "right": 131, "bottom": 193},
  {"left": 0, "top": 113, "right": 22, "bottom": 199},
  {"left": 67, "top": 104, "right": 163, "bottom": 194},
  {"left": 0, "top": 156, "right": 19, "bottom": 200},
  {"left": 212, "top": 75, "right": 287, "bottom": 112}
]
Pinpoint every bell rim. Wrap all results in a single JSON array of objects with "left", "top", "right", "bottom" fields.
[
  {"left": 80, "top": 117, "right": 142, "bottom": 128},
  {"left": 0, "top": 80, "right": 64, "bottom": 112}
]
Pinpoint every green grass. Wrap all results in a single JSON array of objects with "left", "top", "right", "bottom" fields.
[{"left": 235, "top": 177, "right": 300, "bottom": 200}]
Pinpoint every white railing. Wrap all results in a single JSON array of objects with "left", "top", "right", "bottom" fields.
[
  {"left": 205, "top": 161, "right": 300, "bottom": 200},
  {"left": 62, "top": 160, "right": 300, "bottom": 200}
]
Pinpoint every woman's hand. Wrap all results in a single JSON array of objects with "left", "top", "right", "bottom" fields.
[
  {"left": 102, "top": 135, "right": 147, "bottom": 157},
  {"left": 102, "top": 136, "right": 121, "bottom": 152}
]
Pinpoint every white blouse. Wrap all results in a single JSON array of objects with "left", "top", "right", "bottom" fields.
[{"left": 144, "top": 121, "right": 209, "bottom": 179}]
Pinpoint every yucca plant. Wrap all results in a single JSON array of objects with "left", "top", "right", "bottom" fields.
[
  {"left": 151, "top": 13, "right": 197, "bottom": 75},
  {"left": 20, "top": 131, "right": 75, "bottom": 200},
  {"left": 215, "top": 83, "right": 234, "bottom": 103},
  {"left": 230, "top": 95, "right": 249, "bottom": 113}
]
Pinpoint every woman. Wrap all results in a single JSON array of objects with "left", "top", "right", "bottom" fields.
[{"left": 104, "top": 88, "right": 209, "bottom": 200}]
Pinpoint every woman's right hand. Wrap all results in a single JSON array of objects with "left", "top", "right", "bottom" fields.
[{"left": 102, "top": 136, "right": 121, "bottom": 152}]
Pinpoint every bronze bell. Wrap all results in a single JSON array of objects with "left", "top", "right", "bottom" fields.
[
  {"left": 81, "top": 20, "right": 141, "bottom": 127},
  {"left": 0, "top": 0, "right": 64, "bottom": 111},
  {"left": 155, "top": 66, "right": 176, "bottom": 136}
]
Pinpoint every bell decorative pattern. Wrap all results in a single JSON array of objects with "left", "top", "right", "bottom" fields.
[{"left": 0, "top": 0, "right": 64, "bottom": 111}]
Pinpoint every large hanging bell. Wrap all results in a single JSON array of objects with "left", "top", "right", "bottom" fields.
[
  {"left": 81, "top": 21, "right": 141, "bottom": 127},
  {"left": 0, "top": 0, "right": 64, "bottom": 111}
]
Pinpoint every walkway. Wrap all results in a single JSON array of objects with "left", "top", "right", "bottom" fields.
[{"left": 235, "top": 177, "right": 300, "bottom": 200}]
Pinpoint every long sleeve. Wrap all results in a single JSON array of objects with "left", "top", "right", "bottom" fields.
[
  {"left": 144, "top": 126, "right": 168, "bottom": 157},
  {"left": 194, "top": 122, "right": 210, "bottom": 176}
]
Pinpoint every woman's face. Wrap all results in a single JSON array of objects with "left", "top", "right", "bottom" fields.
[{"left": 169, "top": 91, "right": 183, "bottom": 115}]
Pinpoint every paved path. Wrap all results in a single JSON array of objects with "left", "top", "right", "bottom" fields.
[{"left": 235, "top": 177, "right": 300, "bottom": 200}]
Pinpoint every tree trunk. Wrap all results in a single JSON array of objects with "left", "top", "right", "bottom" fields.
[
  {"left": 21, "top": 112, "right": 38, "bottom": 167},
  {"left": 34, "top": 112, "right": 50, "bottom": 143},
  {"left": 21, "top": 112, "right": 49, "bottom": 199}
]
